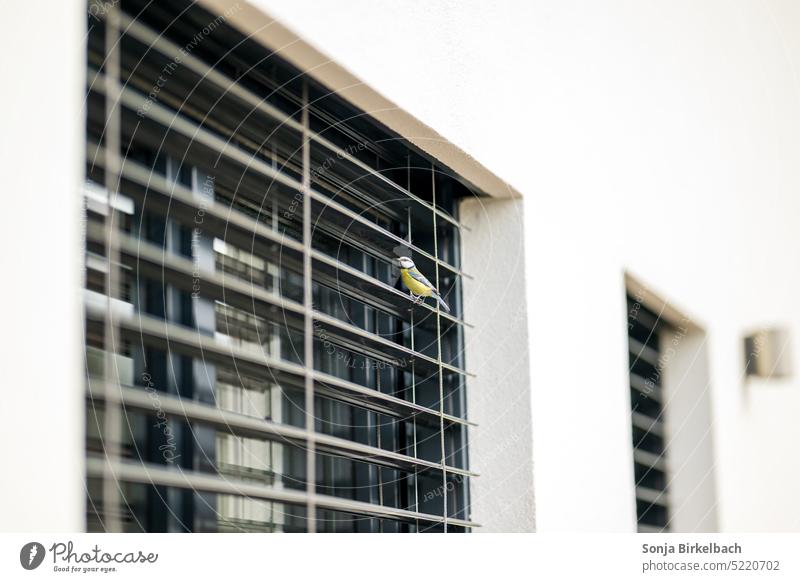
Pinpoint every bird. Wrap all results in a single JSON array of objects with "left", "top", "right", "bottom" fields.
[{"left": 397, "top": 256, "right": 450, "bottom": 312}]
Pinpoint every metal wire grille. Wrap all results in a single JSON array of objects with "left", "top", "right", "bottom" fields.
[
  {"left": 627, "top": 294, "right": 670, "bottom": 532},
  {"left": 84, "top": 0, "right": 476, "bottom": 532}
]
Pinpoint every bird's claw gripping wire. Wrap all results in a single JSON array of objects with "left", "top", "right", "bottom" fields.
[{"left": 409, "top": 293, "right": 425, "bottom": 306}]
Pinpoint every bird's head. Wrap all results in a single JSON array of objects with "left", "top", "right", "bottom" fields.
[{"left": 397, "top": 256, "right": 416, "bottom": 269}]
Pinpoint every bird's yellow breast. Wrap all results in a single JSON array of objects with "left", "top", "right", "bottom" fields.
[{"left": 401, "top": 269, "right": 433, "bottom": 296}]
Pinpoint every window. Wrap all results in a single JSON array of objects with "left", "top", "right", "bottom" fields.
[
  {"left": 627, "top": 294, "right": 670, "bottom": 532},
  {"left": 84, "top": 0, "right": 476, "bottom": 532}
]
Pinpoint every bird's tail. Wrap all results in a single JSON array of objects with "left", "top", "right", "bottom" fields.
[{"left": 435, "top": 294, "right": 450, "bottom": 313}]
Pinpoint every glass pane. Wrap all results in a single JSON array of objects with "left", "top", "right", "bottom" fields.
[{"left": 86, "top": 478, "right": 308, "bottom": 533}]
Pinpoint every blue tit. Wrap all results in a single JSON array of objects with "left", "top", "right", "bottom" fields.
[{"left": 397, "top": 256, "right": 450, "bottom": 313}]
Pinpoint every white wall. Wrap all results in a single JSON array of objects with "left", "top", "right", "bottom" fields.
[
  {"left": 0, "top": 0, "right": 86, "bottom": 531},
  {"left": 256, "top": 0, "right": 800, "bottom": 531},
  {"left": 461, "top": 197, "right": 535, "bottom": 532}
]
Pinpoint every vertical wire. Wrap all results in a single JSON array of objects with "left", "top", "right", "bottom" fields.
[
  {"left": 431, "top": 163, "right": 447, "bottom": 533},
  {"left": 369, "top": 254, "right": 384, "bottom": 532},
  {"left": 301, "top": 79, "right": 316, "bottom": 532},
  {"left": 102, "top": 5, "right": 123, "bottom": 533},
  {"left": 453, "top": 200, "right": 469, "bottom": 523},
  {"left": 410, "top": 306, "right": 419, "bottom": 532},
  {"left": 376, "top": 387, "right": 384, "bottom": 533},
  {"left": 407, "top": 166, "right": 420, "bottom": 531}
]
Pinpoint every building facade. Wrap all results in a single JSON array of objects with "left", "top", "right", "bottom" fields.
[{"left": 3, "top": 0, "right": 800, "bottom": 534}]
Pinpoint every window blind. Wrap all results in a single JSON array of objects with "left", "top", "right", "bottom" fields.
[
  {"left": 84, "top": 0, "right": 476, "bottom": 533},
  {"left": 627, "top": 294, "right": 670, "bottom": 533}
]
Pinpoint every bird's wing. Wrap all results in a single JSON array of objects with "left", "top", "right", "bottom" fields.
[{"left": 407, "top": 268, "right": 437, "bottom": 291}]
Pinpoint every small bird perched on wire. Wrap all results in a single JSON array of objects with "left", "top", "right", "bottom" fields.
[{"left": 397, "top": 256, "right": 450, "bottom": 312}]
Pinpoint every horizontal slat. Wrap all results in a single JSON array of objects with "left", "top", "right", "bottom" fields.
[
  {"left": 311, "top": 369, "right": 473, "bottom": 427},
  {"left": 89, "top": 71, "right": 304, "bottom": 195},
  {"left": 94, "top": 67, "right": 465, "bottom": 278},
  {"left": 312, "top": 250, "right": 472, "bottom": 328},
  {"left": 84, "top": 303, "right": 470, "bottom": 428},
  {"left": 636, "top": 486, "right": 668, "bottom": 506},
  {"left": 86, "top": 456, "right": 477, "bottom": 528},
  {"left": 629, "top": 337, "right": 660, "bottom": 367},
  {"left": 627, "top": 298, "right": 664, "bottom": 332},
  {"left": 88, "top": 143, "right": 305, "bottom": 255},
  {"left": 85, "top": 220, "right": 305, "bottom": 323},
  {"left": 84, "top": 221, "right": 470, "bottom": 379},
  {"left": 309, "top": 140, "right": 467, "bottom": 232},
  {"left": 313, "top": 310, "right": 473, "bottom": 378},
  {"left": 631, "top": 411, "right": 664, "bottom": 436},
  {"left": 85, "top": 304, "right": 305, "bottom": 380},
  {"left": 117, "top": 14, "right": 302, "bottom": 135},
  {"left": 87, "top": 382, "right": 474, "bottom": 478},
  {"left": 119, "top": 14, "right": 468, "bottom": 233},
  {"left": 87, "top": 144, "right": 470, "bottom": 331},
  {"left": 633, "top": 448, "right": 667, "bottom": 472},
  {"left": 630, "top": 372, "right": 662, "bottom": 401},
  {"left": 310, "top": 189, "right": 471, "bottom": 279}
]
